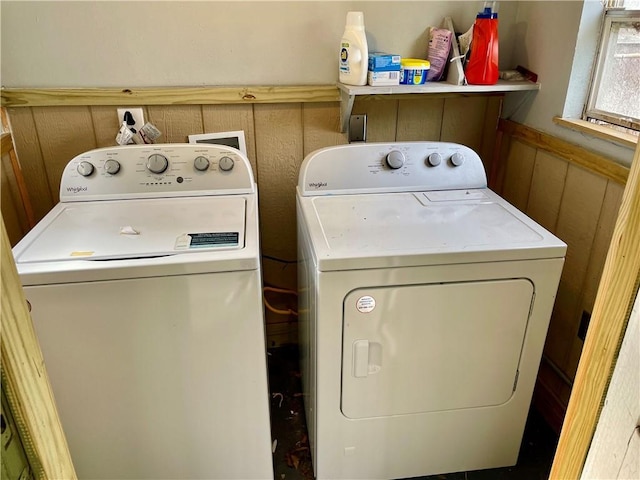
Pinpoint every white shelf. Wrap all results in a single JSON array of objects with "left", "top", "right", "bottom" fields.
[{"left": 338, "top": 80, "right": 540, "bottom": 132}]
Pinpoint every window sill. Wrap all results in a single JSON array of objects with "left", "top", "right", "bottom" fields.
[{"left": 553, "top": 117, "right": 638, "bottom": 149}]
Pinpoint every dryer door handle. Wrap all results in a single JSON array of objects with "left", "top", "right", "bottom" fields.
[{"left": 352, "top": 340, "right": 382, "bottom": 378}]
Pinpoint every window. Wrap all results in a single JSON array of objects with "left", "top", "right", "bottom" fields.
[{"left": 585, "top": 2, "right": 640, "bottom": 134}]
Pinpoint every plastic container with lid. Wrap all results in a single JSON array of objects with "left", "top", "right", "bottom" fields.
[
  {"left": 399, "top": 59, "right": 431, "bottom": 85},
  {"left": 465, "top": 1, "right": 499, "bottom": 85},
  {"left": 339, "top": 11, "right": 369, "bottom": 86}
]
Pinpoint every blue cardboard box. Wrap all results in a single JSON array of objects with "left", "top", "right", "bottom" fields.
[{"left": 368, "top": 52, "right": 401, "bottom": 72}]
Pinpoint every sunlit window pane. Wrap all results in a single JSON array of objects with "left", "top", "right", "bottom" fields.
[{"left": 594, "top": 19, "right": 640, "bottom": 122}]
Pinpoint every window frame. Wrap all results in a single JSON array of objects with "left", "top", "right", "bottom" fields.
[{"left": 584, "top": 8, "right": 640, "bottom": 132}]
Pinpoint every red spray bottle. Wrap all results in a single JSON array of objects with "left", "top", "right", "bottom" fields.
[{"left": 465, "top": 2, "right": 499, "bottom": 85}]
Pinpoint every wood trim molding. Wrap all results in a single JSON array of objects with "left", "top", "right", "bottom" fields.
[
  {"left": 549, "top": 140, "right": 640, "bottom": 478},
  {"left": 499, "top": 119, "right": 630, "bottom": 185},
  {"left": 1, "top": 85, "right": 340, "bottom": 108},
  {"left": 553, "top": 117, "right": 638, "bottom": 150},
  {"left": 1, "top": 219, "right": 77, "bottom": 478}
]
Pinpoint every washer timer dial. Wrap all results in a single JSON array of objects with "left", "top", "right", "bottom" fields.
[
  {"left": 386, "top": 150, "right": 405, "bottom": 169},
  {"left": 219, "top": 156, "right": 234, "bottom": 172},
  {"left": 104, "top": 159, "right": 121, "bottom": 175},
  {"left": 77, "top": 161, "right": 95, "bottom": 177},
  {"left": 194, "top": 156, "right": 210, "bottom": 172},
  {"left": 146, "top": 154, "right": 169, "bottom": 174}
]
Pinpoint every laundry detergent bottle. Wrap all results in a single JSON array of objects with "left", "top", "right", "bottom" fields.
[
  {"left": 465, "top": 2, "right": 499, "bottom": 85},
  {"left": 339, "top": 11, "right": 368, "bottom": 86}
]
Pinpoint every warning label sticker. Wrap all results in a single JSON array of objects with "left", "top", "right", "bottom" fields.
[{"left": 175, "top": 232, "right": 239, "bottom": 249}]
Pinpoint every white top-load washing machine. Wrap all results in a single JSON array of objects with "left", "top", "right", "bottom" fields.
[
  {"left": 13, "top": 144, "right": 273, "bottom": 479},
  {"left": 296, "top": 142, "right": 566, "bottom": 479}
]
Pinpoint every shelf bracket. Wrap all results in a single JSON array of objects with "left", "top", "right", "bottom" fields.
[{"left": 340, "top": 89, "right": 356, "bottom": 133}]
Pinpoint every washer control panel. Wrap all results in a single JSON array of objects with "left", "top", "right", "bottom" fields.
[
  {"left": 299, "top": 142, "right": 487, "bottom": 196},
  {"left": 60, "top": 144, "right": 254, "bottom": 202}
]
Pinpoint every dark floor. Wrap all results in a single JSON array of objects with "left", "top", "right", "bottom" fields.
[{"left": 267, "top": 345, "right": 558, "bottom": 480}]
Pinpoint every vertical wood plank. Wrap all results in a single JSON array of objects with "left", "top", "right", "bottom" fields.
[
  {"left": 1, "top": 157, "right": 28, "bottom": 245},
  {"left": 500, "top": 139, "right": 536, "bottom": 211},
  {"left": 1, "top": 220, "right": 77, "bottom": 480},
  {"left": 440, "top": 96, "right": 487, "bottom": 153},
  {"left": 544, "top": 165, "right": 608, "bottom": 373},
  {"left": 352, "top": 97, "right": 397, "bottom": 142},
  {"left": 254, "top": 103, "right": 303, "bottom": 268},
  {"left": 550, "top": 141, "right": 640, "bottom": 480},
  {"left": 490, "top": 126, "right": 512, "bottom": 193},
  {"left": 479, "top": 96, "right": 503, "bottom": 176},
  {"left": 564, "top": 180, "right": 625, "bottom": 378},
  {"left": 302, "top": 102, "right": 347, "bottom": 156},
  {"left": 146, "top": 105, "right": 203, "bottom": 144},
  {"left": 5, "top": 108, "right": 54, "bottom": 222},
  {"left": 526, "top": 151, "right": 568, "bottom": 232},
  {"left": 202, "top": 104, "right": 257, "bottom": 174},
  {"left": 395, "top": 97, "right": 444, "bottom": 141},
  {"left": 32, "top": 106, "right": 98, "bottom": 203}
]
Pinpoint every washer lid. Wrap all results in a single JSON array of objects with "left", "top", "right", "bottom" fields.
[
  {"left": 15, "top": 196, "right": 247, "bottom": 263},
  {"left": 300, "top": 189, "right": 566, "bottom": 270}
]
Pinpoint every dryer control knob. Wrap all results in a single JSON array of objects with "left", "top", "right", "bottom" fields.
[
  {"left": 451, "top": 152, "right": 465, "bottom": 167},
  {"left": 427, "top": 153, "right": 442, "bottom": 167},
  {"left": 146, "top": 154, "right": 169, "bottom": 174},
  {"left": 386, "top": 150, "right": 405, "bottom": 169},
  {"left": 77, "top": 161, "right": 95, "bottom": 177},
  {"left": 219, "top": 156, "right": 234, "bottom": 172},
  {"left": 104, "top": 159, "right": 121, "bottom": 175},
  {"left": 194, "top": 156, "right": 210, "bottom": 172}
]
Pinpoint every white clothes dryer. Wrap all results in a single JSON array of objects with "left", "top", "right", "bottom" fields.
[
  {"left": 13, "top": 144, "right": 273, "bottom": 479},
  {"left": 296, "top": 142, "right": 566, "bottom": 479}
]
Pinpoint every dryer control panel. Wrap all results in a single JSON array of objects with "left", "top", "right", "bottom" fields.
[
  {"left": 298, "top": 142, "right": 487, "bottom": 196},
  {"left": 60, "top": 144, "right": 255, "bottom": 202}
]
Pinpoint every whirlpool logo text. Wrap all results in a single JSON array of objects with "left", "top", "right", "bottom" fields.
[
  {"left": 308, "top": 182, "right": 328, "bottom": 189},
  {"left": 66, "top": 186, "right": 88, "bottom": 193}
]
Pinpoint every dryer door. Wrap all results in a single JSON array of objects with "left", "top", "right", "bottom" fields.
[{"left": 341, "top": 279, "right": 534, "bottom": 419}]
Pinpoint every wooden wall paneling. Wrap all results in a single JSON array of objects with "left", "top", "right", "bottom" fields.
[
  {"left": 1, "top": 156, "right": 27, "bottom": 246},
  {"left": 564, "top": 180, "right": 625, "bottom": 379},
  {"left": 254, "top": 103, "right": 304, "bottom": 288},
  {"left": 440, "top": 96, "right": 488, "bottom": 153},
  {"left": 525, "top": 151, "right": 568, "bottom": 232},
  {"left": 201, "top": 104, "right": 258, "bottom": 174},
  {"left": 489, "top": 124, "right": 513, "bottom": 192},
  {"left": 550, "top": 142, "right": 640, "bottom": 480},
  {"left": 352, "top": 97, "right": 397, "bottom": 142},
  {"left": 302, "top": 102, "right": 347, "bottom": 156},
  {"left": 146, "top": 105, "right": 204, "bottom": 144},
  {"left": 254, "top": 103, "right": 304, "bottom": 344},
  {"left": 31, "top": 106, "right": 98, "bottom": 204},
  {"left": 479, "top": 96, "right": 503, "bottom": 177},
  {"left": 5, "top": 108, "right": 55, "bottom": 222},
  {"left": 395, "top": 97, "right": 444, "bottom": 142},
  {"left": 543, "top": 165, "right": 608, "bottom": 374},
  {"left": 500, "top": 139, "right": 536, "bottom": 211}
]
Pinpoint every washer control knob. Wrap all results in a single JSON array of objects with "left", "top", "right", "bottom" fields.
[
  {"left": 427, "top": 153, "right": 442, "bottom": 167},
  {"left": 77, "top": 161, "right": 95, "bottom": 177},
  {"left": 219, "top": 156, "right": 234, "bottom": 172},
  {"left": 146, "top": 154, "right": 169, "bottom": 174},
  {"left": 451, "top": 152, "right": 465, "bottom": 167},
  {"left": 194, "top": 156, "right": 210, "bottom": 172},
  {"left": 104, "top": 159, "right": 121, "bottom": 175},
  {"left": 386, "top": 150, "right": 405, "bottom": 169}
]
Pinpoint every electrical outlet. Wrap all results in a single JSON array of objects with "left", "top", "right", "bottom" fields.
[
  {"left": 349, "top": 114, "right": 367, "bottom": 143},
  {"left": 117, "top": 108, "right": 145, "bottom": 134}
]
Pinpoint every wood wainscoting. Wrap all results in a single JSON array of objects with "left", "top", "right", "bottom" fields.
[{"left": 496, "top": 119, "right": 630, "bottom": 433}]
